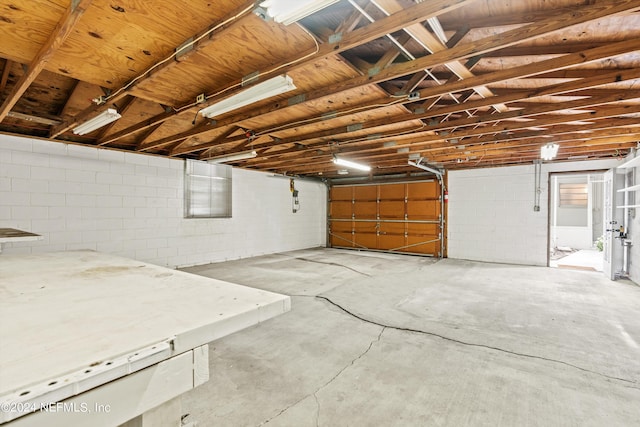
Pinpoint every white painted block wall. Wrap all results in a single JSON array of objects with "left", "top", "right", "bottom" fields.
[
  {"left": 0, "top": 134, "right": 327, "bottom": 268},
  {"left": 447, "top": 159, "right": 620, "bottom": 267}
]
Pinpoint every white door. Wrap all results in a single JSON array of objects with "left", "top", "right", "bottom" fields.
[{"left": 603, "top": 168, "right": 624, "bottom": 280}]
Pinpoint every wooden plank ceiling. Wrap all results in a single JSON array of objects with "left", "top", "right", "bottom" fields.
[{"left": 0, "top": 0, "right": 639, "bottom": 178}]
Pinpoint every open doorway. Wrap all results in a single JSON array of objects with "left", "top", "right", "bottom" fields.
[{"left": 549, "top": 172, "right": 604, "bottom": 272}]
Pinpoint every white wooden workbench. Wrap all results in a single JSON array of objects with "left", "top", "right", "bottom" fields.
[
  {"left": 0, "top": 228, "right": 42, "bottom": 253},
  {"left": 0, "top": 251, "right": 291, "bottom": 426}
]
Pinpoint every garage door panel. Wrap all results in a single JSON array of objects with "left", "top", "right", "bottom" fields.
[
  {"left": 408, "top": 181, "right": 438, "bottom": 199},
  {"left": 404, "top": 237, "right": 438, "bottom": 254},
  {"left": 379, "top": 222, "right": 405, "bottom": 235},
  {"left": 330, "top": 201, "right": 352, "bottom": 218},
  {"left": 354, "top": 202, "right": 377, "bottom": 218},
  {"left": 379, "top": 201, "right": 404, "bottom": 219},
  {"left": 354, "top": 232, "right": 377, "bottom": 248},
  {"left": 378, "top": 234, "right": 406, "bottom": 250},
  {"left": 354, "top": 186, "right": 377, "bottom": 201},
  {"left": 379, "top": 183, "right": 405, "bottom": 199},
  {"left": 330, "top": 221, "right": 354, "bottom": 248},
  {"left": 407, "top": 223, "right": 439, "bottom": 236},
  {"left": 329, "top": 181, "right": 445, "bottom": 256},
  {"left": 331, "top": 187, "right": 352, "bottom": 201},
  {"left": 331, "top": 233, "right": 355, "bottom": 247},
  {"left": 354, "top": 221, "right": 377, "bottom": 233},
  {"left": 331, "top": 221, "right": 352, "bottom": 233},
  {"left": 407, "top": 201, "right": 441, "bottom": 220}
]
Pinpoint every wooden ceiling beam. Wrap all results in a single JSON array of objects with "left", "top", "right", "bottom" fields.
[
  {"left": 373, "top": 33, "right": 413, "bottom": 70},
  {"left": 157, "top": 0, "right": 640, "bottom": 155},
  {"left": 412, "top": 38, "right": 640, "bottom": 102},
  {"left": 50, "top": 0, "right": 257, "bottom": 138},
  {"left": 445, "top": 26, "right": 470, "bottom": 49},
  {"left": 269, "top": 140, "right": 636, "bottom": 175},
  {"left": 422, "top": 134, "right": 640, "bottom": 159},
  {"left": 6, "top": 112, "right": 61, "bottom": 126},
  {"left": 0, "top": 0, "right": 93, "bottom": 123},
  {"left": 175, "top": 125, "right": 240, "bottom": 157},
  {"left": 438, "top": 6, "right": 637, "bottom": 30},
  {"left": 250, "top": 83, "right": 640, "bottom": 152},
  {"left": 373, "top": 0, "right": 507, "bottom": 112},
  {"left": 428, "top": 142, "right": 637, "bottom": 164},
  {"left": 281, "top": 128, "right": 640, "bottom": 170},
  {"left": 98, "top": 0, "right": 476, "bottom": 149},
  {"left": 528, "top": 68, "right": 638, "bottom": 80},
  {"left": 0, "top": 59, "right": 12, "bottom": 94},
  {"left": 134, "top": 123, "right": 166, "bottom": 150},
  {"left": 253, "top": 117, "right": 640, "bottom": 167},
  {"left": 178, "top": 60, "right": 640, "bottom": 158},
  {"left": 306, "top": 0, "right": 640, "bottom": 105},
  {"left": 487, "top": 42, "right": 610, "bottom": 57},
  {"left": 335, "top": 0, "right": 370, "bottom": 34},
  {"left": 250, "top": 135, "right": 638, "bottom": 173}
]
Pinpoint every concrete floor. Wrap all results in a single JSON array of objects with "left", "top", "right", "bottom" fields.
[
  {"left": 180, "top": 248, "right": 640, "bottom": 426},
  {"left": 550, "top": 249, "right": 604, "bottom": 272}
]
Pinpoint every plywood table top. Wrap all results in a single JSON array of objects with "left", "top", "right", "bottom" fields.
[
  {"left": 0, "top": 251, "right": 291, "bottom": 397},
  {"left": 0, "top": 228, "right": 42, "bottom": 243}
]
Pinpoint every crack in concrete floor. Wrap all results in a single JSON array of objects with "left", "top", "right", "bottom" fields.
[
  {"left": 315, "top": 295, "right": 640, "bottom": 389},
  {"left": 258, "top": 326, "right": 386, "bottom": 426},
  {"left": 274, "top": 253, "right": 373, "bottom": 277}
]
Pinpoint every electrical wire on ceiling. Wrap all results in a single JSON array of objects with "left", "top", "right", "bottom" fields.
[
  {"left": 103, "top": 4, "right": 256, "bottom": 103},
  {"left": 102, "top": 6, "right": 321, "bottom": 111},
  {"left": 176, "top": 21, "right": 321, "bottom": 114}
]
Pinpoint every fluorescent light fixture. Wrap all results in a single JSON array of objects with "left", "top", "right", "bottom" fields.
[
  {"left": 261, "top": 0, "right": 340, "bottom": 25},
  {"left": 199, "top": 75, "right": 295, "bottom": 118},
  {"left": 207, "top": 150, "right": 257, "bottom": 163},
  {"left": 72, "top": 108, "right": 121, "bottom": 135},
  {"left": 333, "top": 156, "right": 371, "bottom": 172},
  {"left": 541, "top": 143, "right": 559, "bottom": 160}
]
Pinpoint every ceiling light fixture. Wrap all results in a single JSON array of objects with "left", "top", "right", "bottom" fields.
[
  {"left": 333, "top": 156, "right": 371, "bottom": 172},
  {"left": 541, "top": 143, "right": 559, "bottom": 160},
  {"left": 72, "top": 108, "right": 121, "bottom": 135},
  {"left": 260, "top": 0, "right": 340, "bottom": 25},
  {"left": 199, "top": 75, "right": 296, "bottom": 119},
  {"left": 207, "top": 150, "right": 257, "bottom": 163}
]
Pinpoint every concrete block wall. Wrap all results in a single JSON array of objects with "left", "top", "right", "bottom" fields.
[
  {"left": 0, "top": 134, "right": 327, "bottom": 268},
  {"left": 447, "top": 159, "right": 620, "bottom": 267}
]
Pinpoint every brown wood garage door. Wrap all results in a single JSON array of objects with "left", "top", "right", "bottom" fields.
[{"left": 328, "top": 180, "right": 446, "bottom": 257}]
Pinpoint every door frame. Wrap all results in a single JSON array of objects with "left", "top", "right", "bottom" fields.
[{"left": 546, "top": 169, "right": 608, "bottom": 267}]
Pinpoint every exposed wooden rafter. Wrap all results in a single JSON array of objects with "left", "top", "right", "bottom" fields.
[
  {"left": 0, "top": 0, "right": 93, "bottom": 122},
  {"left": 1, "top": 0, "right": 639, "bottom": 175}
]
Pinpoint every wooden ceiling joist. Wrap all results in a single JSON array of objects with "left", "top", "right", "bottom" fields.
[
  {"left": 182, "top": 66, "right": 640, "bottom": 159},
  {"left": 2, "top": 0, "right": 639, "bottom": 175},
  {"left": 0, "top": 0, "right": 93, "bottom": 122},
  {"left": 0, "top": 59, "right": 12, "bottom": 93},
  {"left": 153, "top": 0, "right": 640, "bottom": 156},
  {"left": 103, "top": 0, "right": 476, "bottom": 151},
  {"left": 49, "top": 1, "right": 257, "bottom": 138},
  {"left": 372, "top": 0, "right": 507, "bottom": 112}
]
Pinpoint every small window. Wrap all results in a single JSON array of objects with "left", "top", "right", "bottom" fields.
[
  {"left": 184, "top": 159, "right": 232, "bottom": 218},
  {"left": 559, "top": 183, "right": 587, "bottom": 207}
]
